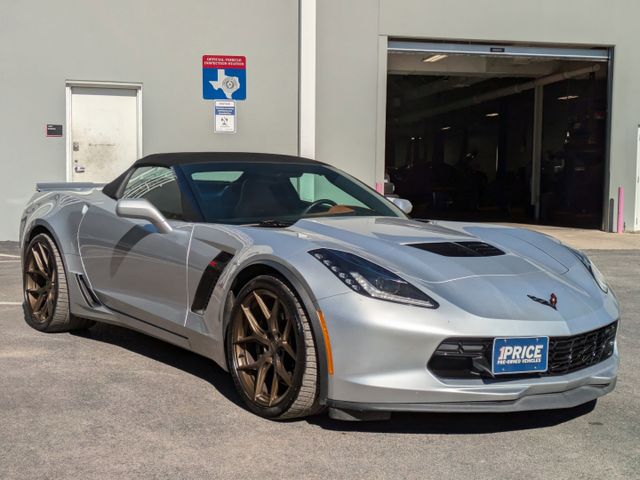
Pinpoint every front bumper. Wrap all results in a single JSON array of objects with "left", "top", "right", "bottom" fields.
[
  {"left": 318, "top": 291, "right": 619, "bottom": 412},
  {"left": 328, "top": 382, "right": 615, "bottom": 413},
  {"left": 328, "top": 359, "right": 617, "bottom": 413}
]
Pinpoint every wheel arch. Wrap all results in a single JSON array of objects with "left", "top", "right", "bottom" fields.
[
  {"left": 224, "top": 258, "right": 329, "bottom": 407},
  {"left": 22, "top": 220, "right": 80, "bottom": 299},
  {"left": 23, "top": 220, "right": 65, "bottom": 260},
  {"left": 22, "top": 220, "right": 95, "bottom": 332}
]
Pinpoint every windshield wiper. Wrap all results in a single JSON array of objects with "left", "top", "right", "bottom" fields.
[{"left": 250, "top": 219, "right": 295, "bottom": 228}]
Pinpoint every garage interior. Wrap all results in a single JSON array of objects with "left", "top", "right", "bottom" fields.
[{"left": 385, "top": 42, "right": 610, "bottom": 228}]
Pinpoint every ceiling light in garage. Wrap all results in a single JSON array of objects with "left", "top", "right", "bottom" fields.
[
  {"left": 422, "top": 54, "right": 448, "bottom": 63},
  {"left": 485, "top": 112, "right": 500, "bottom": 117},
  {"left": 557, "top": 95, "right": 579, "bottom": 101},
  {"left": 441, "top": 126, "right": 451, "bottom": 131}
]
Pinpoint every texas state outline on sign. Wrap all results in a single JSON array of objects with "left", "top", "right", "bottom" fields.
[{"left": 202, "top": 55, "right": 246, "bottom": 100}]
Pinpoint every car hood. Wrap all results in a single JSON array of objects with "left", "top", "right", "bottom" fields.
[
  {"left": 291, "top": 216, "right": 571, "bottom": 282},
  {"left": 289, "top": 216, "right": 605, "bottom": 320}
]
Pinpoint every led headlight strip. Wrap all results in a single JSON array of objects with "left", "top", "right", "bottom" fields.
[{"left": 309, "top": 248, "right": 438, "bottom": 308}]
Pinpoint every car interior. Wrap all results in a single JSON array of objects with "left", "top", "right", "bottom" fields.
[{"left": 190, "top": 173, "right": 308, "bottom": 221}]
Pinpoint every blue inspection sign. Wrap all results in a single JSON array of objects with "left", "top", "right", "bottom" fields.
[{"left": 202, "top": 55, "right": 246, "bottom": 100}]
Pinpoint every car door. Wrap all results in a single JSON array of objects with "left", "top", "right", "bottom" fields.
[{"left": 78, "top": 165, "right": 193, "bottom": 333}]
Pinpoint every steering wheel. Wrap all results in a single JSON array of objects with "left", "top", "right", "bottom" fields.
[{"left": 302, "top": 199, "right": 337, "bottom": 215}]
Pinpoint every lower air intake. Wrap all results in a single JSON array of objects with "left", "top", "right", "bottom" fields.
[{"left": 428, "top": 321, "right": 617, "bottom": 379}]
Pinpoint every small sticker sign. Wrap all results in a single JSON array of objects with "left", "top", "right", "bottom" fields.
[
  {"left": 46, "top": 124, "right": 63, "bottom": 137},
  {"left": 203, "top": 55, "right": 246, "bottom": 100},
  {"left": 214, "top": 100, "right": 236, "bottom": 133}
]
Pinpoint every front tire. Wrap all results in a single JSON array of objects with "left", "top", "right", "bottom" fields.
[
  {"left": 23, "top": 233, "right": 93, "bottom": 333},
  {"left": 226, "top": 275, "right": 320, "bottom": 419}
]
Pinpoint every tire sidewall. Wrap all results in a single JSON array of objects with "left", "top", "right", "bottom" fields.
[{"left": 226, "top": 275, "right": 308, "bottom": 418}]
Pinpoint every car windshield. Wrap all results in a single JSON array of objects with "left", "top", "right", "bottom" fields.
[{"left": 180, "top": 161, "right": 405, "bottom": 225}]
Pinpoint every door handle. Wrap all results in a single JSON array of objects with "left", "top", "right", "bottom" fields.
[{"left": 73, "top": 158, "right": 85, "bottom": 173}]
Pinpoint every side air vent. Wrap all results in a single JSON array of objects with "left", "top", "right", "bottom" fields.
[
  {"left": 409, "top": 241, "right": 505, "bottom": 257},
  {"left": 191, "top": 251, "right": 234, "bottom": 315},
  {"left": 75, "top": 274, "right": 101, "bottom": 307}
]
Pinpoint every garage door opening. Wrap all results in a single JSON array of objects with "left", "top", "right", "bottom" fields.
[{"left": 385, "top": 41, "right": 611, "bottom": 229}]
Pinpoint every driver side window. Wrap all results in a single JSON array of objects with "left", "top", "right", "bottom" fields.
[{"left": 122, "top": 166, "right": 184, "bottom": 220}]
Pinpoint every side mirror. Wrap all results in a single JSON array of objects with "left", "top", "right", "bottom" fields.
[
  {"left": 116, "top": 198, "right": 173, "bottom": 234},
  {"left": 387, "top": 196, "right": 413, "bottom": 215}
]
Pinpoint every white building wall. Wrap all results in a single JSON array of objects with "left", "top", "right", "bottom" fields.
[
  {"left": 315, "top": 0, "right": 381, "bottom": 186},
  {"left": 2, "top": 0, "right": 639, "bottom": 239},
  {"left": 0, "top": 0, "right": 300, "bottom": 240}
]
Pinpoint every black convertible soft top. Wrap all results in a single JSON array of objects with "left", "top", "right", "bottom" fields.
[
  {"left": 102, "top": 152, "right": 323, "bottom": 199},
  {"left": 134, "top": 152, "right": 322, "bottom": 168}
]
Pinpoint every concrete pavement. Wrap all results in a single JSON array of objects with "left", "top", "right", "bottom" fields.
[
  {"left": 0, "top": 243, "right": 639, "bottom": 479},
  {"left": 501, "top": 223, "right": 640, "bottom": 250}
]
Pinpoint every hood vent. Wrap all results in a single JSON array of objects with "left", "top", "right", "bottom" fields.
[{"left": 409, "top": 241, "right": 505, "bottom": 257}]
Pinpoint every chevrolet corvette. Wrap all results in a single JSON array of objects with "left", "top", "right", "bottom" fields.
[{"left": 19, "top": 152, "right": 619, "bottom": 420}]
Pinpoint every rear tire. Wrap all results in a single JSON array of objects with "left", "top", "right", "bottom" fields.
[
  {"left": 226, "top": 275, "right": 320, "bottom": 419},
  {"left": 23, "top": 233, "right": 93, "bottom": 333}
]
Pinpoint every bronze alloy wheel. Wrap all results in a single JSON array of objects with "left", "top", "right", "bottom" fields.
[
  {"left": 231, "top": 288, "right": 298, "bottom": 407},
  {"left": 24, "top": 237, "right": 58, "bottom": 324},
  {"left": 227, "top": 275, "right": 320, "bottom": 419},
  {"left": 22, "top": 233, "right": 93, "bottom": 333}
]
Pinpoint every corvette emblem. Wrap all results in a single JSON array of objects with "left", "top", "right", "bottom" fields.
[{"left": 528, "top": 293, "right": 558, "bottom": 310}]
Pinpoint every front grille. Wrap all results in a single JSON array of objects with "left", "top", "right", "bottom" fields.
[
  {"left": 409, "top": 241, "right": 505, "bottom": 257},
  {"left": 548, "top": 322, "right": 618, "bottom": 375},
  {"left": 428, "top": 321, "right": 617, "bottom": 379}
]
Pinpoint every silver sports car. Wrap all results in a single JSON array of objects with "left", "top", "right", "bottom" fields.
[{"left": 20, "top": 153, "right": 619, "bottom": 420}]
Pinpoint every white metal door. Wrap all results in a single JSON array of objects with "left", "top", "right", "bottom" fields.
[{"left": 69, "top": 86, "right": 140, "bottom": 182}]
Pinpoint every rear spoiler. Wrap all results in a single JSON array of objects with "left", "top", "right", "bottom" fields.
[{"left": 36, "top": 182, "right": 105, "bottom": 192}]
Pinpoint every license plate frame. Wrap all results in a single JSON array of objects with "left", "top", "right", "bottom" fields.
[{"left": 492, "top": 336, "right": 549, "bottom": 375}]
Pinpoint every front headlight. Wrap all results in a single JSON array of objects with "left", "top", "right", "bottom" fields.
[
  {"left": 569, "top": 247, "right": 609, "bottom": 293},
  {"left": 309, "top": 248, "right": 438, "bottom": 308}
]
